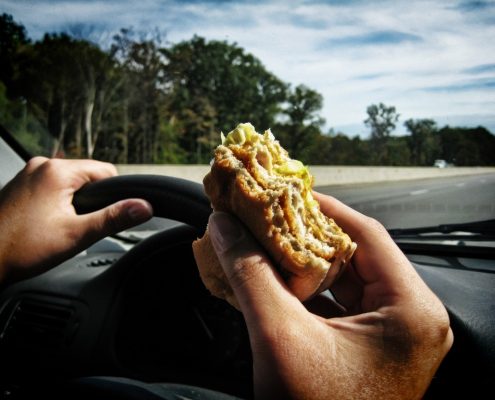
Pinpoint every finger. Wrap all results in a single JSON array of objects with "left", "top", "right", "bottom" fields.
[
  {"left": 66, "top": 159, "right": 118, "bottom": 188},
  {"left": 78, "top": 198, "right": 153, "bottom": 243},
  {"left": 328, "top": 262, "right": 364, "bottom": 314},
  {"left": 312, "top": 191, "right": 371, "bottom": 241},
  {"left": 208, "top": 212, "right": 306, "bottom": 329},
  {"left": 25, "top": 156, "right": 49, "bottom": 173},
  {"left": 31, "top": 159, "right": 118, "bottom": 192},
  {"left": 313, "top": 191, "right": 419, "bottom": 297}
]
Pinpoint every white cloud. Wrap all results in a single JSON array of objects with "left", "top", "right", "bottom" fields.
[{"left": 2, "top": 0, "right": 495, "bottom": 135}]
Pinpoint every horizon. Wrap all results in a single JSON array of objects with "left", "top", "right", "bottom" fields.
[{"left": 1, "top": 0, "right": 495, "bottom": 136}]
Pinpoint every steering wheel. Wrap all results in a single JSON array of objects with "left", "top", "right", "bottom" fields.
[
  {"left": 73, "top": 174, "right": 212, "bottom": 232},
  {"left": 71, "top": 175, "right": 252, "bottom": 398}
]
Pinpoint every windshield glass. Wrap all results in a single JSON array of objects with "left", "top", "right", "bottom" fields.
[{"left": 1, "top": 1, "right": 494, "bottom": 230}]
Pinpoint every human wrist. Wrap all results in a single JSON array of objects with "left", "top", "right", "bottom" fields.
[
  {"left": 0, "top": 239, "right": 9, "bottom": 284},
  {"left": 0, "top": 219, "right": 15, "bottom": 284}
]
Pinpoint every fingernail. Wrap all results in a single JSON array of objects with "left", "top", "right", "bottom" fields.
[
  {"left": 127, "top": 202, "right": 152, "bottom": 221},
  {"left": 208, "top": 212, "right": 245, "bottom": 253}
]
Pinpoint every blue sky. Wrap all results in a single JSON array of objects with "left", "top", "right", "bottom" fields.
[{"left": 2, "top": 0, "right": 495, "bottom": 136}]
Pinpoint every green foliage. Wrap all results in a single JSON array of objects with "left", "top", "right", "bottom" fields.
[
  {"left": 162, "top": 36, "right": 287, "bottom": 163},
  {"left": 329, "top": 134, "right": 371, "bottom": 165},
  {"left": 12, "top": 33, "right": 120, "bottom": 158},
  {"left": 404, "top": 119, "right": 439, "bottom": 165},
  {"left": 385, "top": 137, "right": 412, "bottom": 166},
  {"left": 438, "top": 126, "right": 495, "bottom": 166},
  {"left": 365, "top": 103, "right": 400, "bottom": 139},
  {"left": 0, "top": 84, "right": 53, "bottom": 156},
  {"left": 1, "top": 14, "right": 494, "bottom": 167},
  {"left": 365, "top": 103, "right": 400, "bottom": 164},
  {"left": 300, "top": 133, "right": 333, "bottom": 164},
  {"left": 301, "top": 132, "right": 375, "bottom": 166},
  {"left": 274, "top": 85, "right": 324, "bottom": 163},
  {"left": 155, "top": 118, "right": 188, "bottom": 164},
  {"left": 0, "top": 13, "right": 30, "bottom": 93},
  {"left": 118, "top": 36, "right": 167, "bottom": 163}
]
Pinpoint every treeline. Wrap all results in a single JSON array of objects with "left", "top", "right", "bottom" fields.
[{"left": 1, "top": 14, "right": 494, "bottom": 166}]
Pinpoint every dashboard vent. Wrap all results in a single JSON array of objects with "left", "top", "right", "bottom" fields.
[{"left": 0, "top": 298, "right": 74, "bottom": 350}]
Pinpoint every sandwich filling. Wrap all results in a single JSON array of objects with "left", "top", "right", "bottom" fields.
[{"left": 215, "top": 123, "right": 355, "bottom": 279}]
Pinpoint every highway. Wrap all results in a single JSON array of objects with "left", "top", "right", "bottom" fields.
[{"left": 316, "top": 173, "right": 495, "bottom": 229}]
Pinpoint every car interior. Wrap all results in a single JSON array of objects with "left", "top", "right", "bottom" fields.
[{"left": 0, "top": 125, "right": 494, "bottom": 399}]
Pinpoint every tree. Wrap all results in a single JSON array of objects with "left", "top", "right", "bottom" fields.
[
  {"left": 14, "top": 34, "right": 120, "bottom": 158},
  {"left": 275, "top": 84, "right": 324, "bottom": 162},
  {"left": 385, "top": 137, "right": 412, "bottom": 166},
  {"left": 438, "top": 126, "right": 495, "bottom": 166},
  {"left": 14, "top": 34, "right": 77, "bottom": 156},
  {"left": 364, "top": 103, "right": 399, "bottom": 164},
  {"left": 336, "top": 134, "right": 371, "bottom": 165},
  {"left": 302, "top": 133, "right": 333, "bottom": 164},
  {"left": 162, "top": 36, "right": 287, "bottom": 163},
  {"left": 404, "top": 119, "right": 439, "bottom": 166},
  {"left": 0, "top": 14, "right": 30, "bottom": 95},
  {"left": 0, "top": 81, "right": 48, "bottom": 155},
  {"left": 105, "top": 29, "right": 191, "bottom": 164},
  {"left": 124, "top": 38, "right": 166, "bottom": 163},
  {"left": 78, "top": 42, "right": 122, "bottom": 158}
]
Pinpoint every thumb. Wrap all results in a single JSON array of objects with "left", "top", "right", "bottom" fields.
[
  {"left": 208, "top": 212, "right": 304, "bottom": 328},
  {"left": 80, "top": 198, "right": 153, "bottom": 240}
]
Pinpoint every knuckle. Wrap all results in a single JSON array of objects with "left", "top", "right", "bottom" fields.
[
  {"left": 353, "top": 215, "right": 388, "bottom": 241},
  {"left": 105, "top": 162, "right": 118, "bottom": 176},
  {"left": 393, "top": 298, "right": 453, "bottom": 356},
  {"left": 91, "top": 159, "right": 117, "bottom": 177},
  {"left": 25, "top": 156, "right": 48, "bottom": 173},
  {"left": 40, "top": 158, "right": 64, "bottom": 177},
  {"left": 228, "top": 254, "right": 269, "bottom": 291},
  {"left": 104, "top": 204, "right": 124, "bottom": 234},
  {"left": 364, "top": 216, "right": 387, "bottom": 234},
  {"left": 425, "top": 302, "right": 453, "bottom": 347},
  {"left": 66, "top": 224, "right": 84, "bottom": 249}
]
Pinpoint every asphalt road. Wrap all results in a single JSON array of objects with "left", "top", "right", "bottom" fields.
[{"left": 315, "top": 173, "right": 495, "bottom": 229}]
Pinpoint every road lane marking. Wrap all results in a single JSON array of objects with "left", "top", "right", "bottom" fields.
[
  {"left": 455, "top": 182, "right": 466, "bottom": 187},
  {"left": 410, "top": 189, "right": 428, "bottom": 195}
]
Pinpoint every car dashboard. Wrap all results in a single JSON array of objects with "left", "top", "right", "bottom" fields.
[{"left": 0, "top": 220, "right": 493, "bottom": 399}]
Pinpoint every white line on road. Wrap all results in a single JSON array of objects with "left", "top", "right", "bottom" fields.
[
  {"left": 410, "top": 189, "right": 428, "bottom": 195},
  {"left": 455, "top": 182, "right": 466, "bottom": 187}
]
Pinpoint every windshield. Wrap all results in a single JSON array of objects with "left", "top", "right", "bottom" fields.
[{"left": 1, "top": 1, "right": 494, "bottom": 230}]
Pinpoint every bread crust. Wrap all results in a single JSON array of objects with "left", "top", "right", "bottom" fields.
[{"left": 192, "top": 230, "right": 240, "bottom": 309}]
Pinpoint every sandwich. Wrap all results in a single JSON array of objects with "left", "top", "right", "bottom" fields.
[{"left": 192, "top": 123, "right": 356, "bottom": 309}]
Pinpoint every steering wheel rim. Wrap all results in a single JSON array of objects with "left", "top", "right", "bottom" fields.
[{"left": 73, "top": 174, "right": 212, "bottom": 232}]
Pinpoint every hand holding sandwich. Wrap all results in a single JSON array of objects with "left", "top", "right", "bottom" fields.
[{"left": 208, "top": 193, "right": 453, "bottom": 400}]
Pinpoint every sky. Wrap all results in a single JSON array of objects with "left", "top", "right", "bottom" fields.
[{"left": 2, "top": 0, "right": 495, "bottom": 137}]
